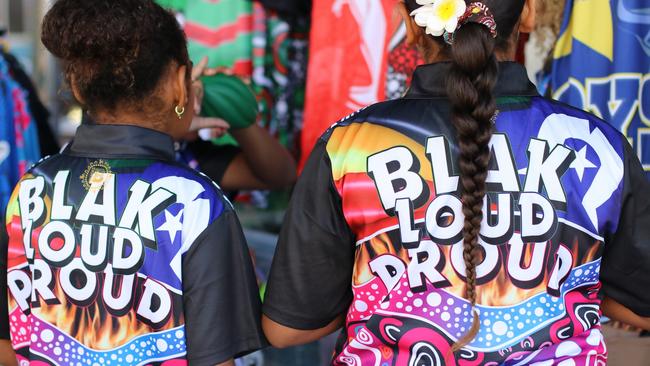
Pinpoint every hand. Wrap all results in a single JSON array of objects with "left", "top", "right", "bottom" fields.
[
  {"left": 191, "top": 57, "right": 233, "bottom": 80},
  {"left": 191, "top": 57, "right": 233, "bottom": 114},
  {"left": 189, "top": 116, "right": 230, "bottom": 138}
]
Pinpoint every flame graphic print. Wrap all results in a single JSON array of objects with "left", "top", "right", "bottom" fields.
[
  {"left": 4, "top": 160, "right": 222, "bottom": 365},
  {"left": 320, "top": 96, "right": 626, "bottom": 365}
]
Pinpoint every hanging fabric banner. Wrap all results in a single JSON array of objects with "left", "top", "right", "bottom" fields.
[
  {"left": 551, "top": 0, "right": 650, "bottom": 177},
  {"left": 0, "top": 54, "right": 40, "bottom": 214},
  {"left": 300, "top": 0, "right": 402, "bottom": 168}
]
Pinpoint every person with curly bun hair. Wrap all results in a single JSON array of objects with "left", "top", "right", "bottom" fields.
[
  {"left": 262, "top": 0, "right": 650, "bottom": 365},
  {"left": 0, "top": 1, "right": 266, "bottom": 365}
]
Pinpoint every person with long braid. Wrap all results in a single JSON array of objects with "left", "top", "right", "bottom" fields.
[{"left": 262, "top": 0, "right": 650, "bottom": 364}]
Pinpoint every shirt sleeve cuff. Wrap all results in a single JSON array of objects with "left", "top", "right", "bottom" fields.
[{"left": 263, "top": 304, "right": 337, "bottom": 331}]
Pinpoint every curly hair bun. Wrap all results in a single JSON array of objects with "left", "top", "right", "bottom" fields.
[{"left": 41, "top": 0, "right": 189, "bottom": 111}]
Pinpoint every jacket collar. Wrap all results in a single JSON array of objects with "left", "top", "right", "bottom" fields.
[
  {"left": 67, "top": 123, "right": 175, "bottom": 161},
  {"left": 405, "top": 61, "right": 539, "bottom": 98}
]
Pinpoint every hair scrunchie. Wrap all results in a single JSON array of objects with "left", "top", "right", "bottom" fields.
[{"left": 444, "top": 2, "right": 498, "bottom": 44}]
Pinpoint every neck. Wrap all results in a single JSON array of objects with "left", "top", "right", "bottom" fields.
[
  {"left": 90, "top": 111, "right": 169, "bottom": 135},
  {"left": 421, "top": 34, "right": 519, "bottom": 64}
]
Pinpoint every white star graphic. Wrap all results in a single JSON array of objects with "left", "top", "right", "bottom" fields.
[
  {"left": 570, "top": 146, "right": 597, "bottom": 181},
  {"left": 156, "top": 209, "right": 184, "bottom": 243}
]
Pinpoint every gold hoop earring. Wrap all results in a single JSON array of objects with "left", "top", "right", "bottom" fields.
[{"left": 175, "top": 105, "right": 185, "bottom": 119}]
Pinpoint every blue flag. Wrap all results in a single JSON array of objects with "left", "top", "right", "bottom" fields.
[
  {"left": 0, "top": 55, "right": 40, "bottom": 213},
  {"left": 551, "top": 0, "right": 650, "bottom": 177}
]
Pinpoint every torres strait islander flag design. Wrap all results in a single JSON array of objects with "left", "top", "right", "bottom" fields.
[
  {"left": 551, "top": 0, "right": 650, "bottom": 178},
  {"left": 325, "top": 97, "right": 625, "bottom": 365},
  {"left": 5, "top": 158, "right": 223, "bottom": 365}
]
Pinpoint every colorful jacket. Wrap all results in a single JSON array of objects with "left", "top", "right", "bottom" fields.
[
  {"left": 1, "top": 124, "right": 266, "bottom": 365},
  {"left": 263, "top": 62, "right": 650, "bottom": 365}
]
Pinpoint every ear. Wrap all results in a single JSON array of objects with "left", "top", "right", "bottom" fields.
[
  {"left": 519, "top": 0, "right": 537, "bottom": 33},
  {"left": 174, "top": 64, "right": 189, "bottom": 108},
  {"left": 69, "top": 75, "right": 85, "bottom": 105},
  {"left": 397, "top": 2, "right": 423, "bottom": 47}
]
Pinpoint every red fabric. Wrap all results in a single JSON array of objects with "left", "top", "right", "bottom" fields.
[
  {"left": 184, "top": 14, "right": 254, "bottom": 47},
  {"left": 300, "top": 0, "right": 400, "bottom": 169},
  {"left": 516, "top": 32, "right": 529, "bottom": 64}
]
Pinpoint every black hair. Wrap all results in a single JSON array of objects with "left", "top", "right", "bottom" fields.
[
  {"left": 41, "top": 0, "right": 190, "bottom": 113},
  {"left": 405, "top": 0, "right": 526, "bottom": 351}
]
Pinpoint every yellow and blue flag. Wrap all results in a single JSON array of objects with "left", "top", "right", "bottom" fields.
[{"left": 551, "top": 0, "right": 650, "bottom": 176}]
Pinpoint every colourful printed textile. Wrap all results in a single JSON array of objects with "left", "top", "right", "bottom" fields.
[
  {"left": 385, "top": 22, "right": 424, "bottom": 100},
  {"left": 155, "top": 0, "right": 186, "bottom": 12},
  {"left": 301, "top": 0, "right": 399, "bottom": 169},
  {"left": 184, "top": 0, "right": 254, "bottom": 76},
  {"left": 2, "top": 124, "right": 265, "bottom": 365},
  {"left": 551, "top": 0, "right": 650, "bottom": 177},
  {"left": 155, "top": 0, "right": 254, "bottom": 75},
  {"left": 264, "top": 63, "right": 650, "bottom": 365},
  {"left": 251, "top": 2, "right": 308, "bottom": 150},
  {"left": 157, "top": 0, "right": 307, "bottom": 152},
  {"left": 0, "top": 54, "right": 40, "bottom": 215}
]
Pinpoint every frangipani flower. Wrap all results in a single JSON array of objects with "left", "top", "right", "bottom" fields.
[{"left": 411, "top": 0, "right": 467, "bottom": 37}]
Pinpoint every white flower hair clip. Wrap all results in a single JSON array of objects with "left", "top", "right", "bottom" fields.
[{"left": 410, "top": 1, "right": 498, "bottom": 44}]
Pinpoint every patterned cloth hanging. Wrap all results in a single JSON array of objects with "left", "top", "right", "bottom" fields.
[
  {"left": 300, "top": 0, "right": 412, "bottom": 169},
  {"left": 550, "top": 0, "right": 650, "bottom": 178},
  {"left": 0, "top": 54, "right": 40, "bottom": 214},
  {"left": 156, "top": 0, "right": 308, "bottom": 151},
  {"left": 251, "top": 2, "right": 308, "bottom": 151}
]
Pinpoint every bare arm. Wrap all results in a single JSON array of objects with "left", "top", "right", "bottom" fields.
[
  {"left": 602, "top": 297, "right": 650, "bottom": 331},
  {"left": 216, "top": 359, "right": 234, "bottom": 366},
  {"left": 220, "top": 125, "right": 297, "bottom": 191},
  {"left": 0, "top": 340, "right": 17, "bottom": 366},
  {"left": 262, "top": 315, "right": 344, "bottom": 349},
  {"left": 191, "top": 57, "right": 296, "bottom": 191}
]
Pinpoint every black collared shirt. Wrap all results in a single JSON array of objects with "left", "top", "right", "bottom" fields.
[
  {"left": 264, "top": 62, "right": 650, "bottom": 364},
  {"left": 2, "top": 123, "right": 266, "bottom": 365},
  {"left": 67, "top": 124, "right": 176, "bottom": 161},
  {"left": 406, "top": 61, "right": 539, "bottom": 98}
]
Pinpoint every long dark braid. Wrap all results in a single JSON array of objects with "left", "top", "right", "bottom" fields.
[
  {"left": 404, "top": 0, "right": 526, "bottom": 352},
  {"left": 446, "top": 22, "right": 498, "bottom": 351}
]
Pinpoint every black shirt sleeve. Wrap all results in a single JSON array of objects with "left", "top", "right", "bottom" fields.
[
  {"left": 182, "top": 208, "right": 267, "bottom": 365},
  {"left": 263, "top": 137, "right": 356, "bottom": 330},
  {"left": 0, "top": 212, "right": 8, "bottom": 340},
  {"left": 601, "top": 137, "right": 650, "bottom": 316},
  {"left": 187, "top": 140, "right": 240, "bottom": 185}
]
